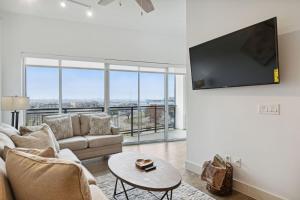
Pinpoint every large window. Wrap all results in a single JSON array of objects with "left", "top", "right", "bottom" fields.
[
  {"left": 140, "top": 72, "right": 165, "bottom": 106},
  {"left": 26, "top": 66, "right": 59, "bottom": 126},
  {"left": 110, "top": 71, "right": 138, "bottom": 107},
  {"left": 62, "top": 68, "right": 104, "bottom": 112},
  {"left": 109, "top": 70, "right": 138, "bottom": 143},
  {"left": 25, "top": 56, "right": 186, "bottom": 143},
  {"left": 26, "top": 67, "right": 59, "bottom": 109},
  {"left": 25, "top": 58, "right": 105, "bottom": 125},
  {"left": 139, "top": 72, "right": 165, "bottom": 142}
]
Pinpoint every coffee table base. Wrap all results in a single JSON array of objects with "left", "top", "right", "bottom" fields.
[{"left": 113, "top": 178, "right": 173, "bottom": 200}]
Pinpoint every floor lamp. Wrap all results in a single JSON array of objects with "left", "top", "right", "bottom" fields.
[{"left": 1, "top": 96, "right": 30, "bottom": 129}]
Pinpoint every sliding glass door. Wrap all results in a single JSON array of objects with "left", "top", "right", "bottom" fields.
[
  {"left": 109, "top": 70, "right": 139, "bottom": 143},
  {"left": 139, "top": 72, "right": 165, "bottom": 142},
  {"left": 24, "top": 56, "right": 186, "bottom": 144}
]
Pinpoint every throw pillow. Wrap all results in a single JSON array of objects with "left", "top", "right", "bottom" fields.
[
  {"left": 0, "top": 123, "right": 20, "bottom": 137},
  {"left": 6, "top": 149, "right": 92, "bottom": 200},
  {"left": 89, "top": 116, "right": 111, "bottom": 135},
  {"left": 79, "top": 113, "right": 107, "bottom": 135},
  {"left": 20, "top": 123, "right": 60, "bottom": 152},
  {"left": 43, "top": 114, "right": 81, "bottom": 136},
  {"left": 3, "top": 146, "right": 56, "bottom": 161},
  {"left": 0, "top": 133, "right": 15, "bottom": 159},
  {"left": 10, "top": 126, "right": 58, "bottom": 152},
  {"left": 44, "top": 115, "right": 73, "bottom": 140}
]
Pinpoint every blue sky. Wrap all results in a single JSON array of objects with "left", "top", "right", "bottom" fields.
[
  {"left": 27, "top": 67, "right": 59, "bottom": 99},
  {"left": 26, "top": 67, "right": 175, "bottom": 101},
  {"left": 63, "top": 68, "right": 104, "bottom": 99}
]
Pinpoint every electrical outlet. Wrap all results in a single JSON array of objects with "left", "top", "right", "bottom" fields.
[
  {"left": 258, "top": 105, "right": 268, "bottom": 113},
  {"left": 258, "top": 104, "right": 280, "bottom": 115}
]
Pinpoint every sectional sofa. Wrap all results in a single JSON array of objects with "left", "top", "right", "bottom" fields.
[
  {"left": 0, "top": 112, "right": 123, "bottom": 200},
  {"left": 43, "top": 113, "right": 123, "bottom": 160}
]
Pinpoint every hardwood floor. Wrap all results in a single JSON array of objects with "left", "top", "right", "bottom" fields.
[{"left": 83, "top": 141, "right": 255, "bottom": 200}]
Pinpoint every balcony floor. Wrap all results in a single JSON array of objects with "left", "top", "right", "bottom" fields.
[{"left": 123, "top": 129, "right": 186, "bottom": 143}]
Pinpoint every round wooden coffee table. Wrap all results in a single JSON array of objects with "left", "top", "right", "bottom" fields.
[{"left": 108, "top": 152, "right": 182, "bottom": 200}]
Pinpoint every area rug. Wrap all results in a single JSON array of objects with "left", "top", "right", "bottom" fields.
[{"left": 96, "top": 173, "right": 215, "bottom": 200}]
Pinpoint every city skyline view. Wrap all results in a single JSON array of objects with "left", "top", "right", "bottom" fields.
[
  {"left": 26, "top": 67, "right": 175, "bottom": 99},
  {"left": 26, "top": 66, "right": 176, "bottom": 109},
  {"left": 24, "top": 65, "right": 182, "bottom": 138}
]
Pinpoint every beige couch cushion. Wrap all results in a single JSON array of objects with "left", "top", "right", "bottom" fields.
[
  {"left": 58, "top": 148, "right": 81, "bottom": 164},
  {"left": 71, "top": 114, "right": 81, "bottom": 136},
  {"left": 90, "top": 185, "right": 108, "bottom": 200},
  {"left": 0, "top": 158, "right": 13, "bottom": 200},
  {"left": 0, "top": 133, "right": 15, "bottom": 159},
  {"left": 3, "top": 146, "right": 56, "bottom": 160},
  {"left": 44, "top": 115, "right": 73, "bottom": 140},
  {"left": 80, "top": 113, "right": 107, "bottom": 135},
  {"left": 6, "top": 150, "right": 92, "bottom": 200},
  {"left": 110, "top": 125, "right": 120, "bottom": 135},
  {"left": 0, "top": 123, "right": 20, "bottom": 137},
  {"left": 85, "top": 135, "right": 123, "bottom": 148},
  {"left": 44, "top": 114, "right": 81, "bottom": 136},
  {"left": 19, "top": 123, "right": 60, "bottom": 152},
  {"left": 11, "top": 126, "right": 58, "bottom": 152},
  {"left": 89, "top": 116, "right": 111, "bottom": 135},
  {"left": 58, "top": 136, "right": 88, "bottom": 151}
]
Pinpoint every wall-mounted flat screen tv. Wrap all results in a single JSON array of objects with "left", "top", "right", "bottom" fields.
[{"left": 189, "top": 17, "right": 279, "bottom": 90}]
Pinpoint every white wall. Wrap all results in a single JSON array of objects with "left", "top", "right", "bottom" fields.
[
  {"left": 0, "top": 12, "right": 186, "bottom": 123},
  {"left": 186, "top": 1, "right": 300, "bottom": 200}
]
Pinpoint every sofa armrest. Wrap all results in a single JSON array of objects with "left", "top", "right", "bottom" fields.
[
  {"left": 90, "top": 185, "right": 109, "bottom": 200},
  {"left": 110, "top": 125, "right": 120, "bottom": 135}
]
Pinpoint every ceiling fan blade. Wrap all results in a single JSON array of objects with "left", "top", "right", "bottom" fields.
[
  {"left": 135, "top": 0, "right": 155, "bottom": 13},
  {"left": 98, "top": 0, "right": 116, "bottom": 6}
]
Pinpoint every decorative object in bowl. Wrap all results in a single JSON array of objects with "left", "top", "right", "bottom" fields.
[{"left": 135, "top": 159, "right": 154, "bottom": 170}]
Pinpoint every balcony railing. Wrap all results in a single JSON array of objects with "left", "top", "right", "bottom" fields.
[{"left": 26, "top": 105, "right": 176, "bottom": 135}]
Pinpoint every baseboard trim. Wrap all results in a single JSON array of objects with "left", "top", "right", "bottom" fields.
[
  {"left": 185, "top": 160, "right": 202, "bottom": 174},
  {"left": 185, "top": 160, "right": 286, "bottom": 200},
  {"left": 233, "top": 179, "right": 287, "bottom": 200}
]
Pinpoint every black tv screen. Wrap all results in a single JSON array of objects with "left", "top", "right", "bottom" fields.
[{"left": 189, "top": 17, "right": 279, "bottom": 90}]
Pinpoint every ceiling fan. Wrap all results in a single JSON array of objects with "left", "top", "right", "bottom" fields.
[{"left": 98, "top": 0, "right": 155, "bottom": 13}]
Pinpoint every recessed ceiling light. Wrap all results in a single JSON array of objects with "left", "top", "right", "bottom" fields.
[
  {"left": 59, "top": 0, "right": 95, "bottom": 17},
  {"left": 86, "top": 9, "right": 93, "bottom": 17},
  {"left": 60, "top": 0, "right": 66, "bottom": 8}
]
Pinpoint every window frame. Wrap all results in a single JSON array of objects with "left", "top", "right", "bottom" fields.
[{"left": 22, "top": 54, "right": 186, "bottom": 143}]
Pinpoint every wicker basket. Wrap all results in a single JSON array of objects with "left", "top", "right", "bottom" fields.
[{"left": 206, "top": 162, "right": 233, "bottom": 196}]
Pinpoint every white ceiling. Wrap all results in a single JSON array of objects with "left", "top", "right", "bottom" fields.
[{"left": 0, "top": 0, "right": 186, "bottom": 35}]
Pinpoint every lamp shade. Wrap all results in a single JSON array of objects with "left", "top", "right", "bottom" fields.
[{"left": 1, "top": 96, "right": 30, "bottom": 111}]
